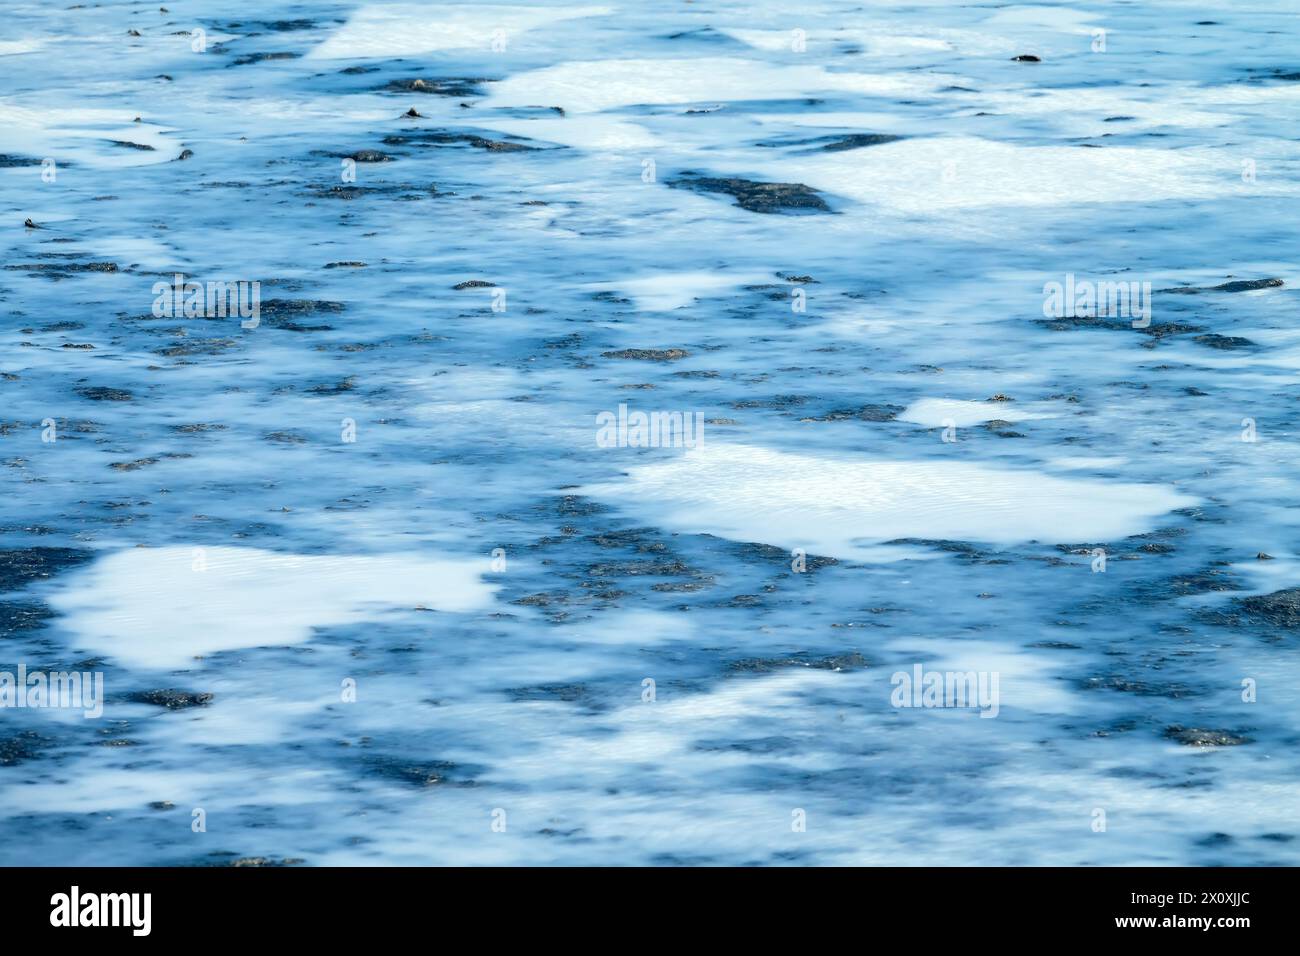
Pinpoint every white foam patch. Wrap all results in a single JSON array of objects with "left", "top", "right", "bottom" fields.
[
  {"left": 983, "top": 5, "right": 1101, "bottom": 32},
  {"left": 974, "top": 86, "right": 1227, "bottom": 131},
  {"left": 0, "top": 39, "right": 43, "bottom": 56},
  {"left": 308, "top": 4, "right": 610, "bottom": 59},
  {"left": 1047, "top": 456, "right": 1129, "bottom": 471},
  {"left": 588, "top": 271, "right": 767, "bottom": 311},
  {"left": 721, "top": 27, "right": 952, "bottom": 56},
  {"left": 0, "top": 102, "right": 176, "bottom": 168},
  {"left": 777, "top": 136, "right": 1280, "bottom": 212},
  {"left": 486, "top": 58, "right": 948, "bottom": 113},
  {"left": 582, "top": 443, "right": 1196, "bottom": 552},
  {"left": 47, "top": 546, "right": 497, "bottom": 669},
  {"left": 898, "top": 398, "right": 1056, "bottom": 428}
]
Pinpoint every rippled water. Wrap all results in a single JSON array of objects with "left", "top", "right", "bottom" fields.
[{"left": 1, "top": 1, "right": 1298, "bottom": 866}]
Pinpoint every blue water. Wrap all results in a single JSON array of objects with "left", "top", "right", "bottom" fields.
[{"left": 1, "top": 0, "right": 1298, "bottom": 865}]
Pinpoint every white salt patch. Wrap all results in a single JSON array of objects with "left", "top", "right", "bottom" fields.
[
  {"left": 47, "top": 546, "right": 496, "bottom": 669},
  {"left": 775, "top": 136, "right": 1284, "bottom": 213},
  {"left": 582, "top": 443, "right": 1196, "bottom": 553},
  {"left": 899, "top": 398, "right": 1056, "bottom": 428},
  {"left": 486, "top": 58, "right": 948, "bottom": 113},
  {"left": 308, "top": 4, "right": 610, "bottom": 59}
]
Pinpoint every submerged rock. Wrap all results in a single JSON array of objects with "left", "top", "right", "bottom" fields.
[
  {"left": 727, "top": 651, "right": 868, "bottom": 673},
  {"left": 1194, "top": 333, "right": 1257, "bottom": 350},
  {"left": 0, "top": 731, "right": 52, "bottom": 766},
  {"left": 601, "top": 348, "right": 689, "bottom": 361},
  {"left": 0, "top": 547, "right": 94, "bottom": 592},
  {"left": 7, "top": 262, "right": 118, "bottom": 274},
  {"left": 507, "top": 683, "right": 591, "bottom": 703},
  {"left": 668, "top": 175, "right": 831, "bottom": 214},
  {"left": 382, "top": 130, "right": 538, "bottom": 152},
  {"left": 380, "top": 77, "right": 489, "bottom": 97},
  {"left": 128, "top": 689, "right": 214, "bottom": 710},
  {"left": 0, "top": 601, "right": 55, "bottom": 636},
  {"left": 1232, "top": 588, "right": 1300, "bottom": 627},
  {"left": 1163, "top": 726, "right": 1251, "bottom": 747},
  {"left": 257, "top": 299, "right": 343, "bottom": 331},
  {"left": 816, "top": 133, "right": 904, "bottom": 152},
  {"left": 228, "top": 52, "right": 301, "bottom": 67},
  {"left": 801, "top": 404, "right": 902, "bottom": 422},
  {"left": 1162, "top": 277, "right": 1283, "bottom": 294},
  {"left": 363, "top": 756, "right": 466, "bottom": 787}
]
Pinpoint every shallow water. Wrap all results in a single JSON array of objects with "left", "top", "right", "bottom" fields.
[{"left": 1, "top": 1, "right": 1298, "bottom": 865}]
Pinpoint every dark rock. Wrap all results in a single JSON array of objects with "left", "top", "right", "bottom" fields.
[
  {"left": 728, "top": 651, "right": 868, "bottom": 674},
  {"left": 110, "top": 458, "right": 160, "bottom": 472},
  {"left": 0, "top": 548, "right": 94, "bottom": 592},
  {"left": 7, "top": 262, "right": 118, "bottom": 274},
  {"left": 1163, "top": 726, "right": 1251, "bottom": 747},
  {"left": 802, "top": 404, "right": 902, "bottom": 422},
  {"left": 1011, "top": 54, "right": 1041, "bottom": 62},
  {"left": 229, "top": 52, "right": 301, "bottom": 67},
  {"left": 379, "top": 77, "right": 488, "bottom": 97},
  {"left": 586, "top": 559, "right": 692, "bottom": 576},
  {"left": 1162, "top": 278, "right": 1283, "bottom": 295},
  {"left": 0, "top": 731, "right": 51, "bottom": 766},
  {"left": 452, "top": 280, "right": 494, "bottom": 289},
  {"left": 817, "top": 133, "right": 904, "bottom": 152},
  {"left": 257, "top": 299, "right": 343, "bottom": 331},
  {"left": 0, "top": 601, "right": 56, "bottom": 636},
  {"left": 1081, "top": 676, "right": 1199, "bottom": 699},
  {"left": 128, "top": 689, "right": 214, "bottom": 710},
  {"left": 382, "top": 130, "right": 537, "bottom": 152},
  {"left": 668, "top": 175, "right": 830, "bottom": 214},
  {"left": 507, "top": 683, "right": 590, "bottom": 703},
  {"left": 364, "top": 756, "right": 464, "bottom": 787},
  {"left": 1194, "top": 333, "right": 1257, "bottom": 350},
  {"left": 76, "top": 386, "right": 133, "bottom": 401},
  {"left": 601, "top": 348, "right": 689, "bottom": 361},
  {"left": 1232, "top": 588, "right": 1300, "bottom": 627},
  {"left": 199, "top": 854, "right": 304, "bottom": 867}
]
